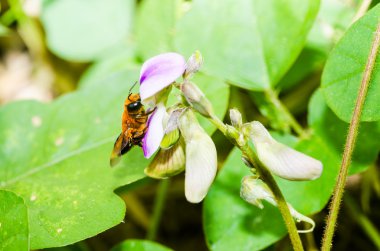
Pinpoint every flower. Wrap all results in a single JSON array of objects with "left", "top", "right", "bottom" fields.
[
  {"left": 178, "top": 109, "right": 217, "bottom": 203},
  {"left": 139, "top": 52, "right": 186, "bottom": 158},
  {"left": 240, "top": 176, "right": 315, "bottom": 233},
  {"left": 138, "top": 52, "right": 217, "bottom": 203},
  {"left": 243, "top": 121, "right": 323, "bottom": 181}
]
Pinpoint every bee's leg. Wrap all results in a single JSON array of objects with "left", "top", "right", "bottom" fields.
[
  {"left": 132, "top": 130, "right": 145, "bottom": 139},
  {"left": 145, "top": 106, "right": 157, "bottom": 115}
]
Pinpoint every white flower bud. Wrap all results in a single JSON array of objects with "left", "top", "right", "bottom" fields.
[
  {"left": 179, "top": 109, "right": 217, "bottom": 203},
  {"left": 184, "top": 50, "right": 203, "bottom": 78},
  {"left": 230, "top": 108, "right": 243, "bottom": 128},
  {"left": 180, "top": 81, "right": 214, "bottom": 117},
  {"left": 240, "top": 176, "right": 315, "bottom": 233},
  {"left": 245, "top": 121, "right": 322, "bottom": 181}
]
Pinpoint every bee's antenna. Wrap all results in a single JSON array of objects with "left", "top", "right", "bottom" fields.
[{"left": 129, "top": 81, "right": 138, "bottom": 94}]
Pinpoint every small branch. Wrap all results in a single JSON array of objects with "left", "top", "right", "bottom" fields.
[
  {"left": 146, "top": 179, "right": 170, "bottom": 240},
  {"left": 264, "top": 88, "right": 307, "bottom": 138},
  {"left": 321, "top": 21, "right": 380, "bottom": 251},
  {"left": 209, "top": 116, "right": 304, "bottom": 251}
]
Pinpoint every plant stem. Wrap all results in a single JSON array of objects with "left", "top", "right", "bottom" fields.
[
  {"left": 321, "top": 22, "right": 380, "bottom": 251},
  {"left": 209, "top": 115, "right": 304, "bottom": 251},
  {"left": 264, "top": 88, "right": 307, "bottom": 138},
  {"left": 147, "top": 179, "right": 170, "bottom": 240}
]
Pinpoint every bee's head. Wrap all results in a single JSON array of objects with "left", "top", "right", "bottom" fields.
[{"left": 125, "top": 93, "right": 142, "bottom": 112}]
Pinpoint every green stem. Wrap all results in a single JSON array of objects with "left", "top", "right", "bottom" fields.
[
  {"left": 209, "top": 115, "right": 304, "bottom": 251},
  {"left": 321, "top": 21, "right": 380, "bottom": 251},
  {"left": 264, "top": 88, "right": 307, "bottom": 138},
  {"left": 146, "top": 179, "right": 170, "bottom": 240},
  {"left": 344, "top": 194, "right": 380, "bottom": 249}
]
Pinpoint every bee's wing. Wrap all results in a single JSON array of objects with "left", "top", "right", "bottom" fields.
[{"left": 110, "top": 133, "right": 132, "bottom": 167}]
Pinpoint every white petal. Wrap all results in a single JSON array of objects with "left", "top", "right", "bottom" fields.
[
  {"left": 185, "top": 133, "right": 217, "bottom": 203},
  {"left": 142, "top": 103, "right": 166, "bottom": 158},
  {"left": 249, "top": 121, "right": 323, "bottom": 181}
]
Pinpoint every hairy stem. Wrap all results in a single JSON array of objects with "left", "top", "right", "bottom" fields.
[
  {"left": 209, "top": 115, "right": 304, "bottom": 251},
  {"left": 321, "top": 21, "right": 380, "bottom": 251},
  {"left": 147, "top": 179, "right": 170, "bottom": 240}
]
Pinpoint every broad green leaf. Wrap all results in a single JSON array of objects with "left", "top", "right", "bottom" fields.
[
  {"left": 0, "top": 190, "right": 29, "bottom": 251},
  {"left": 41, "top": 0, "right": 134, "bottom": 61},
  {"left": 321, "top": 4, "right": 380, "bottom": 122},
  {"left": 204, "top": 133, "right": 340, "bottom": 250},
  {"left": 277, "top": 0, "right": 359, "bottom": 91},
  {"left": 135, "top": 0, "right": 182, "bottom": 59},
  {"left": 175, "top": 0, "right": 319, "bottom": 90},
  {"left": 0, "top": 78, "right": 150, "bottom": 248},
  {"left": 111, "top": 239, "right": 173, "bottom": 251},
  {"left": 308, "top": 89, "right": 380, "bottom": 174},
  {"left": 79, "top": 48, "right": 139, "bottom": 89}
]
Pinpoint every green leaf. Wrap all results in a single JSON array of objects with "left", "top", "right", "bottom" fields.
[
  {"left": 79, "top": 48, "right": 139, "bottom": 89},
  {"left": 321, "top": 4, "right": 380, "bottom": 122},
  {"left": 135, "top": 0, "right": 181, "bottom": 59},
  {"left": 0, "top": 190, "right": 29, "bottom": 251},
  {"left": 308, "top": 89, "right": 380, "bottom": 174},
  {"left": 110, "top": 239, "right": 173, "bottom": 251},
  {"left": 307, "top": 0, "right": 358, "bottom": 52},
  {"left": 0, "top": 77, "right": 150, "bottom": 248},
  {"left": 41, "top": 0, "right": 134, "bottom": 61},
  {"left": 175, "top": 0, "right": 319, "bottom": 90},
  {"left": 204, "top": 132, "right": 341, "bottom": 250}
]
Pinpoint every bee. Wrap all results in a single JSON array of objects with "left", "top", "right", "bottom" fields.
[{"left": 110, "top": 84, "right": 151, "bottom": 166}]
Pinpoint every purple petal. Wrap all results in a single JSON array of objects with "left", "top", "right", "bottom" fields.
[
  {"left": 142, "top": 103, "right": 166, "bottom": 158},
  {"left": 139, "top": 52, "right": 186, "bottom": 100}
]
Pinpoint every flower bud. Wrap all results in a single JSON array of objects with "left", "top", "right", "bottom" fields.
[
  {"left": 179, "top": 109, "right": 217, "bottom": 203},
  {"left": 230, "top": 108, "right": 243, "bottom": 128},
  {"left": 244, "top": 121, "right": 323, "bottom": 181},
  {"left": 240, "top": 176, "right": 315, "bottom": 233},
  {"left": 184, "top": 50, "right": 203, "bottom": 79},
  {"left": 145, "top": 140, "right": 185, "bottom": 179},
  {"left": 180, "top": 81, "right": 214, "bottom": 117}
]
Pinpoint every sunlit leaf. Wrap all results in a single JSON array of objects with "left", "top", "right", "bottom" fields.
[
  {"left": 0, "top": 78, "right": 150, "bottom": 248},
  {"left": 0, "top": 190, "right": 29, "bottom": 251},
  {"left": 41, "top": 0, "right": 134, "bottom": 61},
  {"left": 321, "top": 4, "right": 380, "bottom": 122},
  {"left": 308, "top": 89, "right": 380, "bottom": 174},
  {"left": 135, "top": 0, "right": 182, "bottom": 59},
  {"left": 111, "top": 239, "right": 173, "bottom": 251},
  {"left": 175, "top": 0, "right": 319, "bottom": 90}
]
